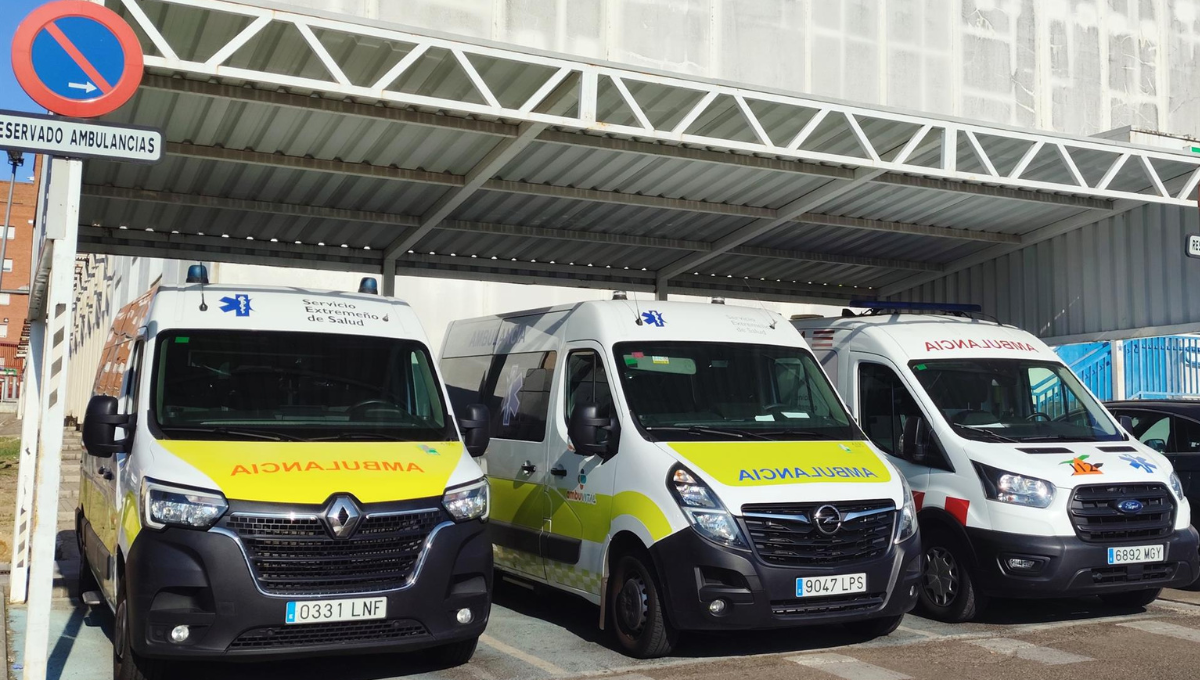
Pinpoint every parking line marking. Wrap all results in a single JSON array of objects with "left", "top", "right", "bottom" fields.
[
  {"left": 968, "top": 638, "right": 1092, "bottom": 665},
  {"left": 789, "top": 653, "right": 911, "bottom": 680},
  {"left": 896, "top": 625, "right": 942, "bottom": 639},
  {"left": 1119, "top": 620, "right": 1200, "bottom": 643},
  {"left": 479, "top": 634, "right": 568, "bottom": 676}
]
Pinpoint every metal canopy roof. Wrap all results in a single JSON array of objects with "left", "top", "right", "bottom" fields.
[{"left": 75, "top": 0, "right": 1200, "bottom": 303}]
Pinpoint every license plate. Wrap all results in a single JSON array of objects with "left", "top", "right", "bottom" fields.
[
  {"left": 1107, "top": 544, "right": 1165, "bottom": 565},
  {"left": 796, "top": 573, "right": 867, "bottom": 598},
  {"left": 285, "top": 597, "right": 387, "bottom": 625}
]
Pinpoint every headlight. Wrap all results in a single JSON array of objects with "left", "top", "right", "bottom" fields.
[
  {"left": 444, "top": 478, "right": 489, "bottom": 522},
  {"left": 974, "top": 463, "right": 1055, "bottom": 509},
  {"left": 668, "top": 467, "right": 747, "bottom": 549},
  {"left": 1170, "top": 472, "right": 1185, "bottom": 502},
  {"left": 142, "top": 480, "right": 227, "bottom": 530},
  {"left": 895, "top": 475, "right": 917, "bottom": 543}
]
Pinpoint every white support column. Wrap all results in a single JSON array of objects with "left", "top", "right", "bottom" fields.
[
  {"left": 1112, "top": 340, "right": 1126, "bottom": 401},
  {"left": 8, "top": 320, "right": 43, "bottom": 603},
  {"left": 22, "top": 158, "right": 82, "bottom": 680}
]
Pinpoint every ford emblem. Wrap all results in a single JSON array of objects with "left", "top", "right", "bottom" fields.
[{"left": 1116, "top": 499, "right": 1145, "bottom": 515}]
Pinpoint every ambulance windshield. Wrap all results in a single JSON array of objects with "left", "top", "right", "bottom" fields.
[
  {"left": 151, "top": 330, "right": 455, "bottom": 442},
  {"left": 910, "top": 358, "right": 1122, "bottom": 443},
  {"left": 614, "top": 341, "right": 860, "bottom": 442}
]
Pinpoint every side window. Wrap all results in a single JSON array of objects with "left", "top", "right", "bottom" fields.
[
  {"left": 858, "top": 362, "right": 921, "bottom": 457},
  {"left": 565, "top": 351, "right": 612, "bottom": 419},
  {"left": 491, "top": 351, "right": 557, "bottom": 442},
  {"left": 441, "top": 355, "right": 492, "bottom": 418},
  {"left": 1125, "top": 412, "right": 1174, "bottom": 452},
  {"left": 125, "top": 340, "right": 144, "bottom": 414},
  {"left": 1175, "top": 417, "right": 1200, "bottom": 453}
]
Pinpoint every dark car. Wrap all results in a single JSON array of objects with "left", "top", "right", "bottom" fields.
[{"left": 1106, "top": 400, "right": 1200, "bottom": 521}]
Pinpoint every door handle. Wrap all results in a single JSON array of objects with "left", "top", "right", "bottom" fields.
[
  {"left": 98, "top": 466, "right": 114, "bottom": 481},
  {"left": 550, "top": 465, "right": 568, "bottom": 477},
  {"left": 520, "top": 461, "right": 537, "bottom": 475}
]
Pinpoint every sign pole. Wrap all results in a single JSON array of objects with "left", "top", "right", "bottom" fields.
[{"left": 21, "top": 157, "right": 81, "bottom": 680}]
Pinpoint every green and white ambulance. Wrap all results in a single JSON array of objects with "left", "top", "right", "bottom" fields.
[{"left": 441, "top": 298, "right": 921, "bottom": 658}]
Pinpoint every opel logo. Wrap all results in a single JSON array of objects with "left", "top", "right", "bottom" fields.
[
  {"left": 324, "top": 496, "right": 362, "bottom": 538},
  {"left": 813, "top": 505, "right": 843, "bottom": 536},
  {"left": 1116, "top": 499, "right": 1145, "bottom": 515}
]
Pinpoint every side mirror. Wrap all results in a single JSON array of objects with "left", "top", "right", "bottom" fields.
[
  {"left": 1119, "top": 415, "right": 1134, "bottom": 432},
  {"left": 82, "top": 395, "right": 130, "bottom": 457},
  {"left": 1145, "top": 438, "right": 1167, "bottom": 453},
  {"left": 902, "top": 415, "right": 935, "bottom": 466},
  {"left": 458, "top": 403, "right": 491, "bottom": 457},
  {"left": 568, "top": 403, "right": 620, "bottom": 460}
]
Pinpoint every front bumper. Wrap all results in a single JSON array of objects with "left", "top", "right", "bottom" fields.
[
  {"left": 124, "top": 516, "right": 492, "bottom": 660},
  {"left": 648, "top": 527, "right": 921, "bottom": 631},
  {"left": 966, "top": 525, "right": 1199, "bottom": 598}
]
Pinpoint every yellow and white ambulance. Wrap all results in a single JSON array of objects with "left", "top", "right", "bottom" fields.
[
  {"left": 77, "top": 268, "right": 493, "bottom": 679},
  {"left": 794, "top": 303, "right": 1200, "bottom": 622},
  {"left": 441, "top": 298, "right": 920, "bottom": 658}
]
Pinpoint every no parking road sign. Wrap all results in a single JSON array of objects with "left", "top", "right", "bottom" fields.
[{"left": 12, "top": 1, "right": 144, "bottom": 119}]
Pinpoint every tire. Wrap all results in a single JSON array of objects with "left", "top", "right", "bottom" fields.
[
  {"left": 429, "top": 636, "right": 479, "bottom": 667},
  {"left": 1100, "top": 588, "right": 1162, "bottom": 608},
  {"left": 843, "top": 614, "right": 904, "bottom": 640},
  {"left": 608, "top": 552, "right": 677, "bottom": 658},
  {"left": 917, "top": 531, "right": 987, "bottom": 623},
  {"left": 113, "top": 579, "right": 167, "bottom": 680}
]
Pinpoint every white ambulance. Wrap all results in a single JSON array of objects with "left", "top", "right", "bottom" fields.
[
  {"left": 441, "top": 298, "right": 921, "bottom": 658},
  {"left": 77, "top": 268, "right": 494, "bottom": 680},
  {"left": 794, "top": 303, "right": 1200, "bottom": 622}
]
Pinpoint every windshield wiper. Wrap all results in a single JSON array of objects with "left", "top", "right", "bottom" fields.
[
  {"left": 306, "top": 432, "right": 416, "bottom": 442},
  {"left": 953, "top": 424, "right": 1018, "bottom": 443},
  {"left": 159, "top": 426, "right": 304, "bottom": 442},
  {"left": 1016, "top": 434, "right": 1104, "bottom": 443},
  {"left": 644, "top": 425, "right": 775, "bottom": 441}
]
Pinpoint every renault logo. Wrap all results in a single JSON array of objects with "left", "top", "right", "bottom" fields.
[
  {"left": 324, "top": 496, "right": 362, "bottom": 538},
  {"left": 813, "top": 505, "right": 843, "bottom": 536}
]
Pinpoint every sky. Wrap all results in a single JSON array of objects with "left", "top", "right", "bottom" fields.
[{"left": 1, "top": 0, "right": 53, "bottom": 183}]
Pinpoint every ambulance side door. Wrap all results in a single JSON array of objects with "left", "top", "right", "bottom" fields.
[
  {"left": 542, "top": 343, "right": 615, "bottom": 597},
  {"left": 852, "top": 353, "right": 940, "bottom": 499}
]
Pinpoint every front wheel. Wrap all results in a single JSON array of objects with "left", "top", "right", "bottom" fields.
[
  {"left": 114, "top": 580, "right": 167, "bottom": 680},
  {"left": 917, "top": 534, "right": 986, "bottom": 623},
  {"left": 608, "top": 552, "right": 677, "bottom": 658},
  {"left": 1099, "top": 588, "right": 1162, "bottom": 608},
  {"left": 429, "top": 636, "right": 479, "bottom": 667},
  {"left": 843, "top": 614, "right": 904, "bottom": 639}
]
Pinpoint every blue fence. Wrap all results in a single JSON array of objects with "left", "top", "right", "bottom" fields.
[{"left": 1054, "top": 335, "right": 1200, "bottom": 401}]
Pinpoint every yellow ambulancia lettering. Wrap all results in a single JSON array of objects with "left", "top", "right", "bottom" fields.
[
  {"left": 158, "top": 441, "right": 461, "bottom": 503},
  {"left": 669, "top": 441, "right": 890, "bottom": 487}
]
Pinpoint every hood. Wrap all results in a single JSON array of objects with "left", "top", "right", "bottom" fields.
[
  {"left": 659, "top": 440, "right": 902, "bottom": 511},
  {"left": 969, "top": 441, "right": 1175, "bottom": 488},
  {"left": 150, "top": 439, "right": 477, "bottom": 503}
]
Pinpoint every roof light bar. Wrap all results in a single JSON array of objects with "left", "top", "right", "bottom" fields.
[{"left": 850, "top": 300, "right": 982, "bottom": 313}]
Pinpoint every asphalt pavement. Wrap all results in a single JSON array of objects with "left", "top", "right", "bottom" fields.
[{"left": 13, "top": 580, "right": 1200, "bottom": 680}]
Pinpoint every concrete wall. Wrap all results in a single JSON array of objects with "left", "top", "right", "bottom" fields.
[{"left": 280, "top": 0, "right": 1200, "bottom": 139}]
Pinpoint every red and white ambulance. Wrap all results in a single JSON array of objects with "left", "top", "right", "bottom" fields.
[{"left": 794, "top": 303, "right": 1198, "bottom": 621}]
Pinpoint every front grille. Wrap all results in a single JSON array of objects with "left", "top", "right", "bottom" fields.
[
  {"left": 771, "top": 592, "right": 886, "bottom": 616},
  {"left": 1090, "top": 563, "right": 1175, "bottom": 585},
  {"left": 224, "top": 509, "right": 445, "bottom": 595},
  {"left": 742, "top": 500, "right": 895, "bottom": 567},
  {"left": 1068, "top": 483, "right": 1174, "bottom": 543},
  {"left": 229, "top": 619, "right": 427, "bottom": 650}
]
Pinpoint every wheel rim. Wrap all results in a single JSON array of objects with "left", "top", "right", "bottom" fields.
[
  {"left": 113, "top": 597, "right": 127, "bottom": 672},
  {"left": 922, "top": 546, "right": 959, "bottom": 607},
  {"left": 615, "top": 573, "right": 649, "bottom": 636}
]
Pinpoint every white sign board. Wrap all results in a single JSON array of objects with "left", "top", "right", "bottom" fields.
[
  {"left": 0, "top": 109, "right": 162, "bottom": 163},
  {"left": 1189, "top": 234, "right": 1200, "bottom": 260}
]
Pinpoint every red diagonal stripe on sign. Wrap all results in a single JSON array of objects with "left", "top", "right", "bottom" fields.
[{"left": 44, "top": 21, "right": 113, "bottom": 94}]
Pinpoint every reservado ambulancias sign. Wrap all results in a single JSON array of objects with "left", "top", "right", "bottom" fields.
[{"left": 0, "top": 109, "right": 161, "bottom": 163}]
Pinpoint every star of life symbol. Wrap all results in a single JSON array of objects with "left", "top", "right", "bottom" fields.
[
  {"left": 218, "top": 294, "right": 252, "bottom": 317},
  {"left": 501, "top": 365, "right": 525, "bottom": 427},
  {"left": 1120, "top": 453, "right": 1157, "bottom": 473},
  {"left": 642, "top": 310, "right": 665, "bottom": 327}
]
